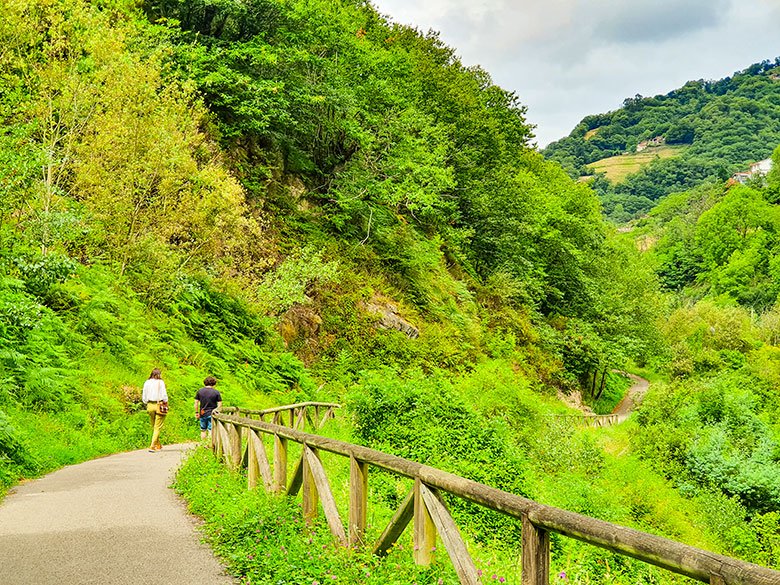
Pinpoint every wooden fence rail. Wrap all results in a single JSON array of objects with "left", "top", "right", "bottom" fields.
[
  {"left": 211, "top": 407, "right": 780, "bottom": 585},
  {"left": 220, "top": 402, "right": 339, "bottom": 430},
  {"left": 544, "top": 413, "right": 621, "bottom": 428}
]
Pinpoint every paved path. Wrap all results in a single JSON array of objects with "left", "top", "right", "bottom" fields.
[{"left": 0, "top": 444, "right": 235, "bottom": 585}]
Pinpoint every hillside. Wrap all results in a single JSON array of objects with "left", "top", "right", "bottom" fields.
[
  {"left": 0, "top": 0, "right": 657, "bottom": 499},
  {"left": 544, "top": 60, "right": 780, "bottom": 221},
  {"left": 0, "top": 0, "right": 779, "bottom": 582}
]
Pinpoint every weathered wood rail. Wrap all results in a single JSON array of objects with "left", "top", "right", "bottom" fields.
[
  {"left": 211, "top": 405, "right": 780, "bottom": 585},
  {"left": 545, "top": 413, "right": 621, "bottom": 427},
  {"left": 220, "top": 402, "right": 339, "bottom": 429}
]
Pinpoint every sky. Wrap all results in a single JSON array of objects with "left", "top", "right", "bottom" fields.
[{"left": 371, "top": 0, "right": 780, "bottom": 147}]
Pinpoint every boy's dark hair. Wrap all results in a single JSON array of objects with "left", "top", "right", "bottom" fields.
[{"left": 204, "top": 376, "right": 217, "bottom": 387}]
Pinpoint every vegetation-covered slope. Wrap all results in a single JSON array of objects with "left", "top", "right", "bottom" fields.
[
  {"left": 544, "top": 60, "right": 780, "bottom": 221},
  {"left": 0, "top": 0, "right": 657, "bottom": 474},
  {"left": 638, "top": 145, "right": 780, "bottom": 308},
  {"left": 0, "top": 0, "right": 778, "bottom": 582}
]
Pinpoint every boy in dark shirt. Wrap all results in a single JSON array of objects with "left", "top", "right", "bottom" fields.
[{"left": 194, "top": 376, "right": 222, "bottom": 440}]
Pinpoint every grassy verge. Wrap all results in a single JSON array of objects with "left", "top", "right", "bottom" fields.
[{"left": 174, "top": 446, "right": 469, "bottom": 584}]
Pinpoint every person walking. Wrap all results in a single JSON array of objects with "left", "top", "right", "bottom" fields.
[
  {"left": 194, "top": 376, "right": 222, "bottom": 441},
  {"left": 142, "top": 368, "right": 168, "bottom": 452}
]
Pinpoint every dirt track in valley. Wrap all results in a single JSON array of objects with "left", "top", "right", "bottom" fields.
[{"left": 611, "top": 372, "right": 650, "bottom": 422}]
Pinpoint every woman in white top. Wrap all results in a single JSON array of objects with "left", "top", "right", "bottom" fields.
[{"left": 142, "top": 368, "right": 168, "bottom": 452}]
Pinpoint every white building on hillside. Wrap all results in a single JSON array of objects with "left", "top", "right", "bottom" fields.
[
  {"left": 749, "top": 158, "right": 773, "bottom": 175},
  {"left": 636, "top": 136, "right": 665, "bottom": 152},
  {"left": 731, "top": 157, "right": 773, "bottom": 184}
]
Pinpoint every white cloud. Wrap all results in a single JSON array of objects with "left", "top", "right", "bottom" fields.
[
  {"left": 591, "top": 0, "right": 730, "bottom": 43},
  {"left": 372, "top": 0, "right": 780, "bottom": 146}
]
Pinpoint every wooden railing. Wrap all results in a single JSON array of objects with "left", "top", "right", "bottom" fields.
[
  {"left": 545, "top": 413, "right": 622, "bottom": 427},
  {"left": 220, "top": 402, "right": 339, "bottom": 429},
  {"left": 211, "top": 406, "right": 780, "bottom": 585}
]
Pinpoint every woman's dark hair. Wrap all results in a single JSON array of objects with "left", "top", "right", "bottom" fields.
[
  {"left": 150, "top": 368, "right": 162, "bottom": 380},
  {"left": 204, "top": 376, "right": 217, "bottom": 386}
]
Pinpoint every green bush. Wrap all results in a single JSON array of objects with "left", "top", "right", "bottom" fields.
[{"left": 0, "top": 409, "right": 37, "bottom": 486}]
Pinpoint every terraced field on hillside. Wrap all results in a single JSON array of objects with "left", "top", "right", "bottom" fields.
[{"left": 588, "top": 145, "right": 687, "bottom": 182}]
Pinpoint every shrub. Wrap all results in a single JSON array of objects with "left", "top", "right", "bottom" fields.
[{"left": 256, "top": 246, "right": 339, "bottom": 315}]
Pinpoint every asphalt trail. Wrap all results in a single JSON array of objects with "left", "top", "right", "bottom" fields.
[{"left": 0, "top": 444, "right": 235, "bottom": 585}]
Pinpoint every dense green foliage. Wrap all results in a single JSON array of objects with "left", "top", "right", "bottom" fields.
[
  {"left": 544, "top": 60, "right": 780, "bottom": 220},
  {"left": 609, "top": 145, "right": 780, "bottom": 569},
  {"left": 0, "top": 0, "right": 653, "bottom": 493},
  {"left": 0, "top": 0, "right": 778, "bottom": 581},
  {"left": 639, "top": 144, "right": 780, "bottom": 308}
]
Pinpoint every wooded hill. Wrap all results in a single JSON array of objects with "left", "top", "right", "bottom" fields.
[
  {"left": 0, "top": 0, "right": 658, "bottom": 447},
  {"left": 1, "top": 0, "right": 778, "bottom": 582},
  {"left": 543, "top": 60, "right": 780, "bottom": 221}
]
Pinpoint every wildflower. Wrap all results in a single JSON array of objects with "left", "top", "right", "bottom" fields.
[
  {"left": 499, "top": 578, "right": 505, "bottom": 583},
  {"left": 558, "top": 571, "right": 567, "bottom": 580},
  {"left": 492, "top": 575, "right": 498, "bottom": 580}
]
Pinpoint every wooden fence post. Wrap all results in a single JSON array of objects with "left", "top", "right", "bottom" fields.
[
  {"left": 246, "top": 428, "right": 274, "bottom": 489},
  {"left": 212, "top": 419, "right": 221, "bottom": 457},
  {"left": 247, "top": 428, "right": 259, "bottom": 489},
  {"left": 302, "top": 445, "right": 319, "bottom": 525},
  {"left": 274, "top": 434, "right": 288, "bottom": 493},
  {"left": 304, "top": 446, "right": 348, "bottom": 546},
  {"left": 522, "top": 514, "right": 550, "bottom": 585},
  {"left": 229, "top": 423, "right": 242, "bottom": 470},
  {"left": 246, "top": 429, "right": 273, "bottom": 491},
  {"left": 349, "top": 456, "right": 369, "bottom": 547},
  {"left": 220, "top": 422, "right": 231, "bottom": 464},
  {"left": 419, "top": 484, "right": 480, "bottom": 585},
  {"left": 414, "top": 478, "right": 437, "bottom": 566}
]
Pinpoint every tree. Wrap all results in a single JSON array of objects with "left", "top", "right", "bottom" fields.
[
  {"left": 665, "top": 121, "right": 695, "bottom": 144},
  {"left": 765, "top": 143, "right": 780, "bottom": 203}
]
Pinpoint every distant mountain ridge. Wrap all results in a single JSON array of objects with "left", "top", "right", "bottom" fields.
[{"left": 543, "top": 58, "right": 780, "bottom": 221}]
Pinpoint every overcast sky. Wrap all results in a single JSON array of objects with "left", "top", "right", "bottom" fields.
[{"left": 371, "top": 0, "right": 780, "bottom": 147}]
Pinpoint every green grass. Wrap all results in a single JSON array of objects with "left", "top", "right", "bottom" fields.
[
  {"left": 174, "top": 446, "right": 470, "bottom": 585},
  {"left": 589, "top": 146, "right": 687, "bottom": 183}
]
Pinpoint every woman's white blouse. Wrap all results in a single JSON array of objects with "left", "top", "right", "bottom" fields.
[{"left": 142, "top": 379, "right": 168, "bottom": 403}]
